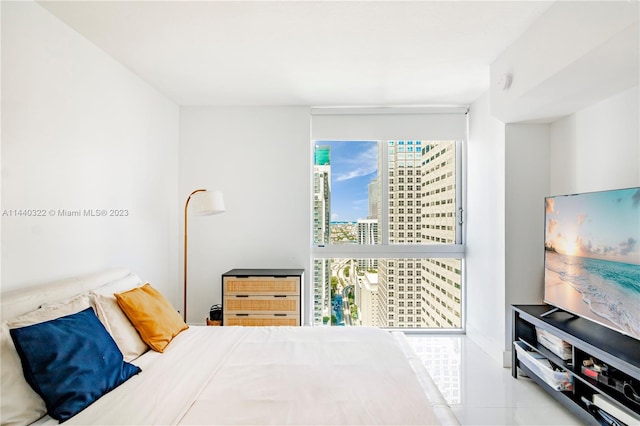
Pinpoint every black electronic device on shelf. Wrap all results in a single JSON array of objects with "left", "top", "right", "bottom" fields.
[{"left": 209, "top": 304, "right": 222, "bottom": 321}]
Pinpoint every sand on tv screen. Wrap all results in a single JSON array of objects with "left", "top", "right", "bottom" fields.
[{"left": 544, "top": 187, "right": 640, "bottom": 341}]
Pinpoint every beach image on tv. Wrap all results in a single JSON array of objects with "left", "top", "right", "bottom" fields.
[{"left": 544, "top": 187, "right": 640, "bottom": 340}]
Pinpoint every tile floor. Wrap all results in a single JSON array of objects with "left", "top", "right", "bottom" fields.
[{"left": 405, "top": 334, "right": 584, "bottom": 425}]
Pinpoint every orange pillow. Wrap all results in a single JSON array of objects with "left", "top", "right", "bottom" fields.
[{"left": 114, "top": 283, "right": 188, "bottom": 352}]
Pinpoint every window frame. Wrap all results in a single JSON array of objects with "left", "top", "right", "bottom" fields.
[{"left": 310, "top": 110, "right": 468, "bottom": 332}]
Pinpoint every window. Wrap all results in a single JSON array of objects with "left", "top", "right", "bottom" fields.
[{"left": 311, "top": 109, "right": 466, "bottom": 329}]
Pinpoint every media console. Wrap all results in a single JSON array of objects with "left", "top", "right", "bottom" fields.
[{"left": 512, "top": 304, "right": 640, "bottom": 425}]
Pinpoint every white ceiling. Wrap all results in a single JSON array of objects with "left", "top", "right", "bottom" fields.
[{"left": 38, "top": 1, "right": 554, "bottom": 107}]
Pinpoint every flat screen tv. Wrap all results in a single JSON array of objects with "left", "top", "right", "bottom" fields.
[{"left": 544, "top": 187, "right": 640, "bottom": 341}]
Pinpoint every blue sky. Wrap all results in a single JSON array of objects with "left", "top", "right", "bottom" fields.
[{"left": 317, "top": 141, "right": 378, "bottom": 222}]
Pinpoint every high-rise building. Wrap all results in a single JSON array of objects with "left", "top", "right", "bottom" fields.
[
  {"left": 357, "top": 219, "right": 378, "bottom": 270},
  {"left": 368, "top": 178, "right": 379, "bottom": 220},
  {"left": 419, "top": 141, "right": 461, "bottom": 328},
  {"left": 378, "top": 140, "right": 424, "bottom": 328},
  {"left": 313, "top": 145, "right": 331, "bottom": 325},
  {"left": 378, "top": 140, "right": 461, "bottom": 328},
  {"left": 354, "top": 272, "right": 379, "bottom": 326}
]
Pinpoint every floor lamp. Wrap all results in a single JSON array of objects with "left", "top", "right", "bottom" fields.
[{"left": 184, "top": 189, "right": 225, "bottom": 322}]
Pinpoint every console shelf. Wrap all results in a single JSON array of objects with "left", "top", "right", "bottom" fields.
[{"left": 512, "top": 304, "right": 640, "bottom": 426}]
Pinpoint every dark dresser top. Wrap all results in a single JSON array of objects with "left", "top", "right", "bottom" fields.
[{"left": 222, "top": 269, "right": 304, "bottom": 277}]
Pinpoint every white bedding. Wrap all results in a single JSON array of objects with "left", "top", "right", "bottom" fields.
[
  {"left": 3, "top": 270, "right": 457, "bottom": 426},
  {"left": 44, "top": 326, "right": 446, "bottom": 425}
]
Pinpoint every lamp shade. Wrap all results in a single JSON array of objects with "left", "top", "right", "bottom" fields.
[{"left": 191, "top": 190, "right": 225, "bottom": 216}]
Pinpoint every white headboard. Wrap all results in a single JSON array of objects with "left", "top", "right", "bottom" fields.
[{"left": 1, "top": 269, "right": 131, "bottom": 321}]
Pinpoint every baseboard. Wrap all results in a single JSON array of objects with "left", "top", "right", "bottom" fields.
[{"left": 503, "top": 350, "right": 512, "bottom": 368}]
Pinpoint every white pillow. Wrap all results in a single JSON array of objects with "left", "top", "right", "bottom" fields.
[
  {"left": 2, "top": 293, "right": 91, "bottom": 426},
  {"left": 92, "top": 293, "right": 148, "bottom": 361},
  {"left": 92, "top": 273, "right": 143, "bottom": 296},
  {"left": 1, "top": 322, "right": 47, "bottom": 426},
  {"left": 90, "top": 273, "right": 148, "bottom": 361},
  {"left": 7, "top": 293, "right": 92, "bottom": 328}
]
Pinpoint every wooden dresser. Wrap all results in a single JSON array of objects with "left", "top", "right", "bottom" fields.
[{"left": 222, "top": 269, "right": 304, "bottom": 326}]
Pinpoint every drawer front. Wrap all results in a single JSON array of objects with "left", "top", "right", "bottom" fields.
[
  {"left": 223, "top": 314, "right": 300, "bottom": 327},
  {"left": 223, "top": 277, "right": 299, "bottom": 295},
  {"left": 224, "top": 296, "right": 299, "bottom": 315}
]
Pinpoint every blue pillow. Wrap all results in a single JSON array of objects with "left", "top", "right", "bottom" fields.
[{"left": 9, "top": 307, "right": 141, "bottom": 421}]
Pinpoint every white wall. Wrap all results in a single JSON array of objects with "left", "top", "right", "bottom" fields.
[
  {"left": 504, "top": 123, "right": 550, "bottom": 353},
  {"left": 468, "top": 86, "right": 639, "bottom": 367},
  {"left": 1, "top": 2, "right": 180, "bottom": 301},
  {"left": 179, "top": 106, "right": 311, "bottom": 324},
  {"left": 466, "top": 92, "right": 506, "bottom": 365},
  {"left": 550, "top": 86, "right": 640, "bottom": 195}
]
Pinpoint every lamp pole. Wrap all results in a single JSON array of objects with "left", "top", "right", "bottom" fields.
[{"left": 183, "top": 189, "right": 206, "bottom": 322}]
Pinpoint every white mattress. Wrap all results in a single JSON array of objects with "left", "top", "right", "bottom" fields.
[{"left": 39, "top": 326, "right": 447, "bottom": 425}]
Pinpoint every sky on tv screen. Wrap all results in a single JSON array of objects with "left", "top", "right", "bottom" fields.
[{"left": 545, "top": 188, "right": 640, "bottom": 266}]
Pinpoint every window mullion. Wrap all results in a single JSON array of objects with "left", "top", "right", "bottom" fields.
[
  {"left": 456, "top": 139, "right": 464, "bottom": 245},
  {"left": 380, "top": 140, "right": 389, "bottom": 245}
]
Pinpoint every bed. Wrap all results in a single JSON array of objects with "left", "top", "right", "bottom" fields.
[{"left": 1, "top": 269, "right": 459, "bottom": 425}]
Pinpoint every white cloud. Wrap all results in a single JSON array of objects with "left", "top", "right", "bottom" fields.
[{"left": 335, "top": 145, "right": 378, "bottom": 182}]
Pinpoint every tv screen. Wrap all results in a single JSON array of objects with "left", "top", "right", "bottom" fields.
[{"left": 544, "top": 187, "right": 640, "bottom": 341}]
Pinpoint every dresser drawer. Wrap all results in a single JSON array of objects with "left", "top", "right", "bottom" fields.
[
  {"left": 224, "top": 295, "right": 300, "bottom": 315},
  {"left": 223, "top": 314, "right": 300, "bottom": 327},
  {"left": 221, "top": 269, "right": 304, "bottom": 326},
  {"left": 223, "top": 277, "right": 299, "bottom": 296}
]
